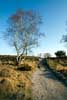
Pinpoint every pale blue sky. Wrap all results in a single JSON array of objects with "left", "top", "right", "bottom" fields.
[{"left": 0, "top": 0, "right": 67, "bottom": 56}]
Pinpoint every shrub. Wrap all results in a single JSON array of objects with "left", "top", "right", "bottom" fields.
[{"left": 55, "top": 50, "right": 66, "bottom": 57}]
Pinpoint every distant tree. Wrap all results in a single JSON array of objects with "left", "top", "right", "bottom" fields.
[
  {"left": 4, "top": 10, "right": 44, "bottom": 65},
  {"left": 55, "top": 50, "right": 66, "bottom": 57},
  {"left": 44, "top": 53, "right": 51, "bottom": 58}
]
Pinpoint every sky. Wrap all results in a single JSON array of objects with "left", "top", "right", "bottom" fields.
[{"left": 0, "top": 0, "right": 67, "bottom": 56}]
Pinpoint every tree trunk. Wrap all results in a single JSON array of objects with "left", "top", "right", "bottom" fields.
[
  {"left": 16, "top": 55, "right": 20, "bottom": 65},
  {"left": 16, "top": 49, "right": 27, "bottom": 66},
  {"left": 17, "top": 55, "right": 24, "bottom": 66},
  {"left": 16, "top": 53, "right": 22, "bottom": 66}
]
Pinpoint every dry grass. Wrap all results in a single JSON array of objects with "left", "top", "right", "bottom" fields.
[
  {"left": 0, "top": 63, "right": 33, "bottom": 100},
  {"left": 20, "top": 59, "right": 38, "bottom": 71},
  {"left": 47, "top": 58, "right": 67, "bottom": 77},
  {"left": 56, "top": 64, "right": 67, "bottom": 72},
  {"left": 47, "top": 59, "right": 57, "bottom": 70},
  {"left": 0, "top": 55, "right": 39, "bottom": 100}
]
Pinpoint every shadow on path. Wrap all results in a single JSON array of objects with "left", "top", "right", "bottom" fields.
[{"left": 38, "top": 58, "right": 67, "bottom": 87}]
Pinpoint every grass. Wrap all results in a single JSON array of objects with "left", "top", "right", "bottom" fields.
[
  {"left": 47, "top": 58, "right": 67, "bottom": 80},
  {"left": 0, "top": 59, "right": 36, "bottom": 100},
  {"left": 47, "top": 59, "right": 58, "bottom": 70}
]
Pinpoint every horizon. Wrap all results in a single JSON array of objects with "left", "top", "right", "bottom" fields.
[{"left": 0, "top": 0, "right": 67, "bottom": 56}]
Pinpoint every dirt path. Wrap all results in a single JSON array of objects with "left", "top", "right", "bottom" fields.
[{"left": 31, "top": 68, "right": 67, "bottom": 100}]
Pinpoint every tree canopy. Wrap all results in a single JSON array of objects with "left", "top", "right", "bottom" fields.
[
  {"left": 4, "top": 10, "right": 44, "bottom": 64},
  {"left": 55, "top": 50, "right": 66, "bottom": 57}
]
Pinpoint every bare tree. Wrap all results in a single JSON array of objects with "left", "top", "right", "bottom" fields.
[
  {"left": 4, "top": 10, "right": 43, "bottom": 65},
  {"left": 44, "top": 53, "right": 51, "bottom": 58}
]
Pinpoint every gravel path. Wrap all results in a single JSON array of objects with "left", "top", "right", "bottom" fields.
[{"left": 31, "top": 68, "right": 67, "bottom": 100}]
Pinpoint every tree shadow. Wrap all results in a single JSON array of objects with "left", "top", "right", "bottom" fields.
[
  {"left": 17, "top": 64, "right": 32, "bottom": 71},
  {"left": 39, "top": 70, "right": 58, "bottom": 80}
]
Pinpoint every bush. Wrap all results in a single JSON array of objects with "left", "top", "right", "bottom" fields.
[{"left": 55, "top": 50, "right": 66, "bottom": 57}]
